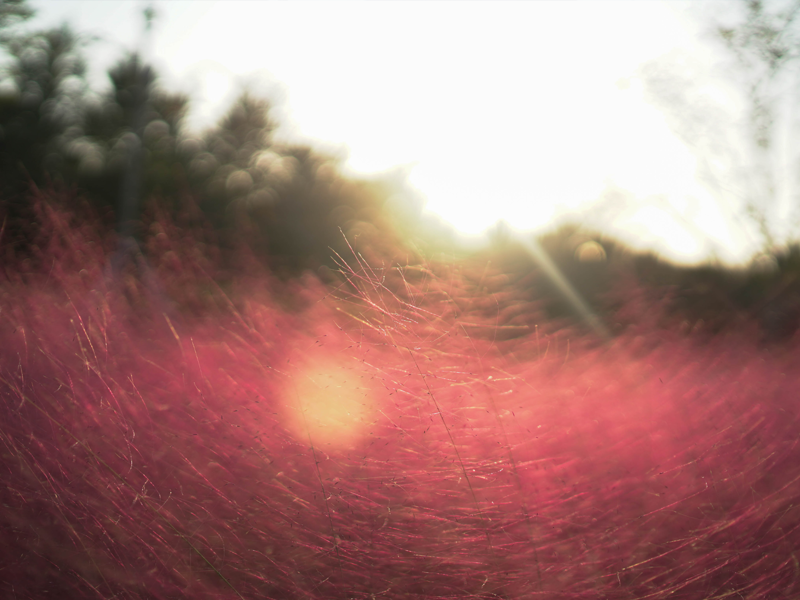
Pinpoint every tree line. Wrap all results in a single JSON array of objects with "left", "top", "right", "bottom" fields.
[{"left": 0, "top": 0, "right": 411, "bottom": 275}]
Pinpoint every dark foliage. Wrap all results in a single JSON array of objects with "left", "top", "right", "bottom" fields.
[{"left": 0, "top": 4, "right": 406, "bottom": 275}]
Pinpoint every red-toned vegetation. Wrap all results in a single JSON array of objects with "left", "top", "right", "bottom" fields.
[{"left": 2, "top": 190, "right": 799, "bottom": 599}]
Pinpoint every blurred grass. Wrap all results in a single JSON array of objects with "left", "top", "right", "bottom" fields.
[{"left": 1, "top": 188, "right": 800, "bottom": 599}]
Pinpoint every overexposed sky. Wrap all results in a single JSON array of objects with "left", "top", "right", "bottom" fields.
[{"left": 24, "top": 0, "right": 790, "bottom": 265}]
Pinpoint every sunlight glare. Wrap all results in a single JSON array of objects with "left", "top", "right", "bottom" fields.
[
  {"left": 51, "top": 0, "right": 756, "bottom": 265},
  {"left": 281, "top": 355, "right": 376, "bottom": 450},
  {"left": 628, "top": 206, "right": 705, "bottom": 262}
]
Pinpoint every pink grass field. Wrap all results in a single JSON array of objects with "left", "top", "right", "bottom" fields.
[{"left": 2, "top": 194, "right": 800, "bottom": 599}]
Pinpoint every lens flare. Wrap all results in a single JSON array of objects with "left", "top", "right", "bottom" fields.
[{"left": 281, "top": 354, "right": 377, "bottom": 450}]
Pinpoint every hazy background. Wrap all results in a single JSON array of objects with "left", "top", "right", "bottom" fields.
[{"left": 15, "top": 0, "right": 800, "bottom": 266}]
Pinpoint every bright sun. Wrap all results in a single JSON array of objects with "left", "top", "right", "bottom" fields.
[
  {"left": 162, "top": 1, "right": 752, "bottom": 264},
  {"left": 32, "top": 0, "right": 760, "bottom": 266}
]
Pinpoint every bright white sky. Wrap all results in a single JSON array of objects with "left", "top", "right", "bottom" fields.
[{"left": 26, "top": 0, "right": 786, "bottom": 266}]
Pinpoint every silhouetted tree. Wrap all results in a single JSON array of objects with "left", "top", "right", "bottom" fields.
[
  {"left": 0, "top": 2, "right": 407, "bottom": 276},
  {"left": 0, "top": 24, "right": 89, "bottom": 190},
  {"left": 717, "top": 0, "right": 800, "bottom": 246},
  {"left": 0, "top": 20, "right": 92, "bottom": 256},
  {"left": 188, "top": 93, "right": 405, "bottom": 272},
  {"left": 75, "top": 53, "right": 190, "bottom": 220},
  {"left": 641, "top": 1, "right": 800, "bottom": 256},
  {"left": 0, "top": 0, "right": 33, "bottom": 33}
]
